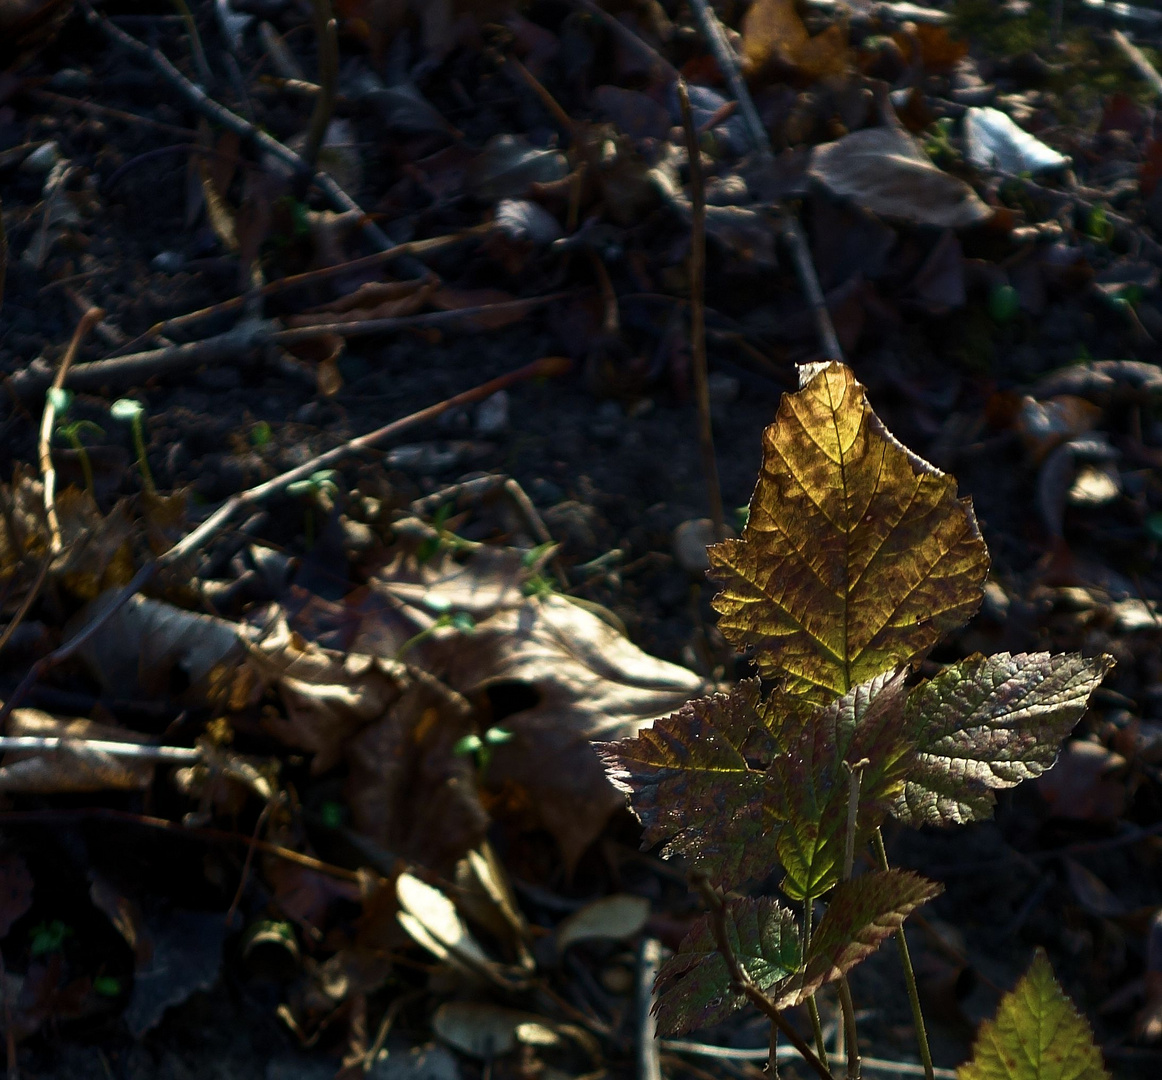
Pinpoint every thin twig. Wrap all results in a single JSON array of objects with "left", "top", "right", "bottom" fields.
[
  {"left": 38, "top": 307, "right": 103, "bottom": 554},
  {"left": 637, "top": 938, "right": 664, "bottom": 1080},
  {"left": 677, "top": 79, "right": 725, "bottom": 541},
  {"left": 169, "top": 0, "right": 214, "bottom": 88},
  {"left": 686, "top": 0, "right": 770, "bottom": 155},
  {"left": 301, "top": 0, "right": 338, "bottom": 174},
  {"left": 80, "top": 0, "right": 395, "bottom": 254},
  {"left": 564, "top": 0, "right": 679, "bottom": 82},
  {"left": 782, "top": 220, "right": 844, "bottom": 362},
  {"left": 0, "top": 807, "right": 367, "bottom": 882},
  {"left": 8, "top": 292, "right": 576, "bottom": 397},
  {"left": 1112, "top": 30, "right": 1162, "bottom": 98},
  {"left": 693, "top": 876, "right": 837, "bottom": 1080},
  {"left": 873, "top": 830, "right": 934, "bottom": 1080},
  {"left": 0, "top": 356, "right": 572, "bottom": 726},
  {"left": 0, "top": 736, "right": 200, "bottom": 760}
]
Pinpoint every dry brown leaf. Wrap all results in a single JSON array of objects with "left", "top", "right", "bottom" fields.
[
  {"left": 809, "top": 124, "right": 992, "bottom": 229},
  {"left": 742, "top": 0, "right": 848, "bottom": 81},
  {"left": 0, "top": 710, "right": 156, "bottom": 793}
]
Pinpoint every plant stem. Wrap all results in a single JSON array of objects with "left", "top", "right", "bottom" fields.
[
  {"left": 837, "top": 760, "right": 869, "bottom": 1078},
  {"left": 693, "top": 877, "right": 837, "bottom": 1080},
  {"left": 302, "top": 0, "right": 338, "bottom": 175},
  {"left": 65, "top": 432, "right": 95, "bottom": 498},
  {"left": 131, "top": 415, "right": 156, "bottom": 495},
  {"left": 872, "top": 829, "right": 934, "bottom": 1080},
  {"left": 808, "top": 996, "right": 829, "bottom": 1066}
]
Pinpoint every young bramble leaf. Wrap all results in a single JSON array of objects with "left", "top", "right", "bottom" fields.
[
  {"left": 654, "top": 896, "right": 800, "bottom": 1035},
  {"left": 598, "top": 681, "right": 785, "bottom": 888},
  {"left": 708, "top": 362, "right": 989, "bottom": 705},
  {"left": 958, "top": 950, "right": 1110, "bottom": 1080},
  {"left": 893, "top": 652, "right": 1116, "bottom": 827},
  {"left": 772, "top": 669, "right": 915, "bottom": 900},
  {"left": 773, "top": 869, "right": 941, "bottom": 1008}
]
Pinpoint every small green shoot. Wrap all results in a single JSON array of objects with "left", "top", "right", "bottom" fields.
[
  {"left": 1085, "top": 205, "right": 1114, "bottom": 244},
  {"left": 110, "top": 398, "right": 155, "bottom": 494},
  {"left": 395, "top": 609, "right": 476, "bottom": 659},
  {"left": 988, "top": 284, "right": 1021, "bottom": 324},
  {"left": 51, "top": 388, "right": 105, "bottom": 498},
  {"left": 287, "top": 469, "right": 340, "bottom": 549},
  {"left": 251, "top": 420, "right": 273, "bottom": 447},
  {"left": 30, "top": 919, "right": 73, "bottom": 957},
  {"left": 93, "top": 975, "right": 123, "bottom": 998},
  {"left": 454, "top": 726, "right": 514, "bottom": 778},
  {"left": 320, "top": 800, "right": 346, "bottom": 828}
]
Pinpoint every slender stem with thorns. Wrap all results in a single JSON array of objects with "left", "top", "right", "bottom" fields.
[
  {"left": 676, "top": 79, "right": 725, "bottom": 540},
  {"left": 873, "top": 829, "right": 934, "bottom": 1080},
  {"left": 693, "top": 876, "right": 837, "bottom": 1080}
]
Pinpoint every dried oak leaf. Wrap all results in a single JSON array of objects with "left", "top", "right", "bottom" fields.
[
  {"left": 809, "top": 126, "right": 992, "bottom": 229},
  {"left": 709, "top": 362, "right": 989, "bottom": 705},
  {"left": 742, "top": 0, "right": 848, "bottom": 81},
  {"left": 960, "top": 951, "right": 1110, "bottom": 1080},
  {"left": 892, "top": 651, "right": 1115, "bottom": 826},
  {"left": 654, "top": 896, "right": 801, "bottom": 1035}
]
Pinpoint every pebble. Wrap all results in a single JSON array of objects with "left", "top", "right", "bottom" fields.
[
  {"left": 341, "top": 517, "right": 377, "bottom": 555},
  {"left": 21, "top": 141, "right": 61, "bottom": 175},
  {"left": 49, "top": 68, "right": 90, "bottom": 92},
  {"left": 589, "top": 400, "right": 623, "bottom": 445},
  {"left": 475, "top": 390, "right": 510, "bottom": 436},
  {"left": 529, "top": 477, "right": 563, "bottom": 504},
  {"left": 151, "top": 250, "right": 186, "bottom": 274},
  {"left": 673, "top": 517, "right": 734, "bottom": 574}
]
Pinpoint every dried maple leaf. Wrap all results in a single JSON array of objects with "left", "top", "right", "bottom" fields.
[{"left": 709, "top": 362, "right": 989, "bottom": 704}]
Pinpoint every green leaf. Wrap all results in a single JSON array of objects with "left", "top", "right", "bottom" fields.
[
  {"left": 654, "top": 896, "right": 800, "bottom": 1036},
  {"left": 892, "top": 652, "right": 1116, "bottom": 826},
  {"left": 110, "top": 398, "right": 144, "bottom": 422},
  {"left": 772, "top": 669, "right": 915, "bottom": 900},
  {"left": 598, "top": 681, "right": 786, "bottom": 888},
  {"left": 774, "top": 868, "right": 941, "bottom": 1008},
  {"left": 708, "top": 362, "right": 989, "bottom": 705},
  {"left": 958, "top": 950, "right": 1110, "bottom": 1080},
  {"left": 48, "top": 387, "right": 73, "bottom": 414}
]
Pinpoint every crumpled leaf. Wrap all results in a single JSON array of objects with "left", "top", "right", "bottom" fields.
[
  {"left": 810, "top": 125, "right": 992, "bottom": 229},
  {"left": 964, "top": 108, "right": 1069, "bottom": 175},
  {"left": 72, "top": 592, "right": 246, "bottom": 701},
  {"left": 556, "top": 894, "right": 650, "bottom": 953},
  {"left": 654, "top": 896, "right": 800, "bottom": 1035},
  {"left": 776, "top": 869, "right": 941, "bottom": 1007},
  {"left": 772, "top": 670, "right": 915, "bottom": 900},
  {"left": 598, "top": 680, "right": 786, "bottom": 888},
  {"left": 433, "top": 1002, "right": 545, "bottom": 1058},
  {"left": 468, "top": 134, "right": 569, "bottom": 201},
  {"left": 958, "top": 950, "right": 1110, "bottom": 1080},
  {"left": 742, "top": 0, "right": 848, "bottom": 80},
  {"left": 893, "top": 652, "right": 1115, "bottom": 826},
  {"left": 396, "top": 872, "right": 496, "bottom": 977},
  {"left": 709, "top": 362, "right": 989, "bottom": 705}
]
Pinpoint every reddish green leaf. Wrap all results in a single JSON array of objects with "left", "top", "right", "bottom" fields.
[
  {"left": 772, "top": 670, "right": 914, "bottom": 900},
  {"left": 708, "top": 363, "right": 989, "bottom": 705},
  {"left": 654, "top": 897, "right": 800, "bottom": 1036},
  {"left": 774, "top": 869, "right": 941, "bottom": 1008},
  {"left": 959, "top": 950, "right": 1110, "bottom": 1080},
  {"left": 598, "top": 681, "right": 784, "bottom": 888},
  {"left": 893, "top": 652, "right": 1116, "bottom": 826}
]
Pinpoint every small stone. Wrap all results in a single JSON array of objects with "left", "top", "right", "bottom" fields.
[
  {"left": 50, "top": 68, "right": 90, "bottom": 92},
  {"left": 151, "top": 250, "right": 186, "bottom": 274},
  {"left": 529, "top": 477, "right": 563, "bottom": 504},
  {"left": 981, "top": 580, "right": 1010, "bottom": 623},
  {"left": 341, "top": 517, "right": 376, "bottom": 555},
  {"left": 294, "top": 401, "right": 321, "bottom": 424},
  {"left": 475, "top": 390, "right": 510, "bottom": 436},
  {"left": 21, "top": 141, "right": 61, "bottom": 175},
  {"left": 589, "top": 400, "right": 623, "bottom": 445},
  {"left": 704, "top": 174, "right": 749, "bottom": 206},
  {"left": 673, "top": 517, "right": 734, "bottom": 574}
]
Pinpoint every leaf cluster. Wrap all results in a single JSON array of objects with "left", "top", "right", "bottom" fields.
[{"left": 598, "top": 363, "right": 1113, "bottom": 1038}]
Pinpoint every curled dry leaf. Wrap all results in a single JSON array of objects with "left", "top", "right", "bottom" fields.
[
  {"left": 809, "top": 125, "right": 992, "bottom": 229},
  {"left": 742, "top": 0, "right": 848, "bottom": 81},
  {"left": 396, "top": 872, "right": 496, "bottom": 978},
  {"left": 432, "top": 1001, "right": 548, "bottom": 1058}
]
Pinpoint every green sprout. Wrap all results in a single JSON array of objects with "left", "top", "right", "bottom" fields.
[
  {"left": 287, "top": 469, "right": 340, "bottom": 549},
  {"left": 110, "top": 398, "right": 155, "bottom": 494},
  {"left": 416, "top": 502, "right": 474, "bottom": 563},
  {"left": 30, "top": 919, "right": 73, "bottom": 957},
  {"left": 1085, "top": 204, "right": 1114, "bottom": 244},
  {"left": 251, "top": 420, "right": 273, "bottom": 448},
  {"left": 50, "top": 388, "right": 105, "bottom": 499},
  {"left": 93, "top": 975, "right": 122, "bottom": 997},
  {"left": 453, "top": 725, "right": 514, "bottom": 777},
  {"left": 395, "top": 606, "right": 476, "bottom": 659}
]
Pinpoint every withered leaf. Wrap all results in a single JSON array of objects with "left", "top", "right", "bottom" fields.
[
  {"left": 598, "top": 681, "right": 784, "bottom": 888},
  {"left": 742, "top": 0, "right": 849, "bottom": 81},
  {"left": 892, "top": 652, "right": 1115, "bottom": 826},
  {"left": 709, "top": 362, "right": 989, "bottom": 704},
  {"left": 772, "top": 670, "right": 914, "bottom": 900},
  {"left": 654, "top": 896, "right": 800, "bottom": 1036},
  {"left": 773, "top": 869, "right": 940, "bottom": 1008}
]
